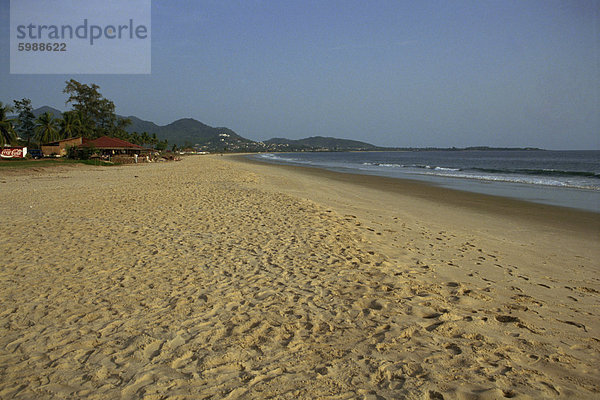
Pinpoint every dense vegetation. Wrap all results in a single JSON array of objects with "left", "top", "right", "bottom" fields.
[{"left": 1, "top": 80, "right": 168, "bottom": 151}]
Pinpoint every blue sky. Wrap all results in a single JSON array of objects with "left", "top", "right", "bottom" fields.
[{"left": 1, "top": 0, "right": 598, "bottom": 149}]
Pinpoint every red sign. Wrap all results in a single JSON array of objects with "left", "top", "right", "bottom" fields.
[{"left": 1, "top": 147, "right": 25, "bottom": 158}]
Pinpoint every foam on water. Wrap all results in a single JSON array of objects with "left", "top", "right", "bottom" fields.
[
  {"left": 252, "top": 151, "right": 600, "bottom": 212},
  {"left": 358, "top": 159, "right": 599, "bottom": 191}
]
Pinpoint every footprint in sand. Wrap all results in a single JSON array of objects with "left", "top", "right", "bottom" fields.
[
  {"left": 143, "top": 339, "right": 165, "bottom": 362},
  {"left": 445, "top": 343, "right": 462, "bottom": 355}
]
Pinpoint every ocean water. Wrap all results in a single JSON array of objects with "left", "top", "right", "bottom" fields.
[{"left": 251, "top": 150, "right": 600, "bottom": 213}]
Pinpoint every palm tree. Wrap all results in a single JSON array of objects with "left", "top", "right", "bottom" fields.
[
  {"left": 59, "top": 111, "right": 81, "bottom": 139},
  {"left": 141, "top": 131, "right": 150, "bottom": 146},
  {"left": 114, "top": 117, "right": 131, "bottom": 139},
  {"left": 130, "top": 131, "right": 142, "bottom": 145},
  {"left": 35, "top": 112, "right": 60, "bottom": 144},
  {"left": 70, "top": 110, "right": 89, "bottom": 138},
  {"left": 0, "top": 101, "right": 17, "bottom": 147}
]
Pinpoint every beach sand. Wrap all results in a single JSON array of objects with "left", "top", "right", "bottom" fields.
[{"left": 0, "top": 155, "right": 598, "bottom": 399}]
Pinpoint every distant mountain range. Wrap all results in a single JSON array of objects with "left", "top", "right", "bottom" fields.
[
  {"left": 126, "top": 116, "right": 251, "bottom": 147},
  {"left": 28, "top": 106, "right": 377, "bottom": 150},
  {"left": 26, "top": 106, "right": 542, "bottom": 152}
]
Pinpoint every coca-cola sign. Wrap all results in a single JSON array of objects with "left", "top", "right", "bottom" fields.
[{"left": 1, "top": 147, "right": 26, "bottom": 158}]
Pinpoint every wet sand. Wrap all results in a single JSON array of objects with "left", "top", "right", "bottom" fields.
[{"left": 0, "top": 155, "right": 598, "bottom": 399}]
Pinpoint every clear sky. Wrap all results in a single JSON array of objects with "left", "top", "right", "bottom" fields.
[{"left": 1, "top": 0, "right": 598, "bottom": 149}]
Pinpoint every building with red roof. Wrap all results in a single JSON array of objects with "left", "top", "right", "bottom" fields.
[
  {"left": 41, "top": 136, "right": 151, "bottom": 159},
  {"left": 83, "top": 136, "right": 146, "bottom": 154}
]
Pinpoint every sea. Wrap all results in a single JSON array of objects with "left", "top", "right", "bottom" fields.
[{"left": 250, "top": 150, "right": 600, "bottom": 213}]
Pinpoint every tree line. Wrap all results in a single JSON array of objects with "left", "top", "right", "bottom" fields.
[{"left": 0, "top": 79, "right": 168, "bottom": 151}]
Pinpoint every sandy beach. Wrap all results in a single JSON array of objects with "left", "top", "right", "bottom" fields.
[{"left": 1, "top": 155, "right": 598, "bottom": 399}]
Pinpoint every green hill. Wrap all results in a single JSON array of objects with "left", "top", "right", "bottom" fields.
[
  {"left": 265, "top": 136, "right": 377, "bottom": 150},
  {"left": 124, "top": 115, "right": 161, "bottom": 134},
  {"left": 149, "top": 118, "right": 251, "bottom": 147},
  {"left": 32, "top": 106, "right": 63, "bottom": 118},
  {"left": 28, "top": 108, "right": 250, "bottom": 147}
]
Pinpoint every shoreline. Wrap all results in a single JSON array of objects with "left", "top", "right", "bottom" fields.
[
  {"left": 235, "top": 154, "right": 600, "bottom": 237},
  {"left": 243, "top": 151, "right": 600, "bottom": 213}
]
